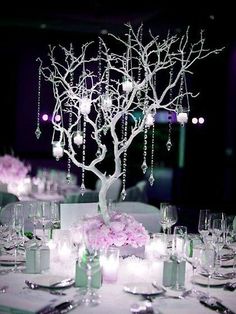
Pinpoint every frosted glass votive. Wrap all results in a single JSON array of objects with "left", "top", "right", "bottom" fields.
[{"left": 100, "top": 247, "right": 120, "bottom": 283}]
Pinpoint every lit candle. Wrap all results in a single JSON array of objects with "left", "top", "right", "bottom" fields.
[
  {"left": 145, "top": 113, "right": 154, "bottom": 126},
  {"left": 122, "top": 80, "right": 133, "bottom": 93},
  {"left": 73, "top": 132, "right": 83, "bottom": 145},
  {"left": 52, "top": 143, "right": 64, "bottom": 159},
  {"left": 177, "top": 112, "right": 188, "bottom": 124},
  {"left": 58, "top": 242, "right": 71, "bottom": 260},
  {"left": 80, "top": 97, "right": 92, "bottom": 115},
  {"left": 101, "top": 247, "right": 119, "bottom": 283}
]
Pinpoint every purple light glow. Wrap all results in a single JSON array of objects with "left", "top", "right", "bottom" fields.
[
  {"left": 192, "top": 117, "right": 198, "bottom": 124},
  {"left": 55, "top": 114, "right": 61, "bottom": 122},
  {"left": 42, "top": 114, "right": 48, "bottom": 121},
  {"left": 198, "top": 117, "right": 205, "bottom": 124}
]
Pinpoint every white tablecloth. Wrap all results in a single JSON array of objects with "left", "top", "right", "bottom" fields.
[{"left": 0, "top": 255, "right": 235, "bottom": 314}]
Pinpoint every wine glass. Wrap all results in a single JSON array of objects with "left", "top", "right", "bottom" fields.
[
  {"left": 198, "top": 209, "right": 210, "bottom": 243},
  {"left": 36, "top": 201, "right": 52, "bottom": 244},
  {"left": 166, "top": 205, "right": 178, "bottom": 235},
  {"left": 185, "top": 246, "right": 207, "bottom": 298},
  {"left": 171, "top": 225, "right": 187, "bottom": 291},
  {"left": 11, "top": 203, "right": 25, "bottom": 272},
  {"left": 208, "top": 212, "right": 225, "bottom": 235},
  {"left": 211, "top": 218, "right": 225, "bottom": 270},
  {"left": 28, "top": 202, "right": 40, "bottom": 242}
]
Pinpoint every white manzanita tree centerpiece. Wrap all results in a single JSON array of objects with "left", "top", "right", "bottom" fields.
[{"left": 36, "top": 24, "right": 222, "bottom": 227}]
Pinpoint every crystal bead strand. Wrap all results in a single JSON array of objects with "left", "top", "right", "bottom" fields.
[
  {"left": 121, "top": 113, "right": 128, "bottom": 200},
  {"left": 166, "top": 66, "right": 173, "bottom": 151},
  {"left": 80, "top": 119, "right": 87, "bottom": 196},
  {"left": 96, "top": 37, "right": 102, "bottom": 157},
  {"left": 148, "top": 123, "right": 155, "bottom": 186},
  {"left": 67, "top": 46, "right": 74, "bottom": 184},
  {"left": 141, "top": 82, "right": 149, "bottom": 174},
  {"left": 35, "top": 62, "right": 42, "bottom": 139},
  {"left": 80, "top": 61, "right": 87, "bottom": 195}
]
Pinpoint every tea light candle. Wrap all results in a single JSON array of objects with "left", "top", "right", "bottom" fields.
[
  {"left": 58, "top": 242, "right": 71, "bottom": 260},
  {"left": 145, "top": 235, "right": 167, "bottom": 260}
]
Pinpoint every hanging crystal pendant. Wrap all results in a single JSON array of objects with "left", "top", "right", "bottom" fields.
[
  {"left": 80, "top": 183, "right": 86, "bottom": 196},
  {"left": 166, "top": 139, "right": 172, "bottom": 151},
  {"left": 66, "top": 174, "right": 71, "bottom": 184},
  {"left": 141, "top": 160, "right": 148, "bottom": 174},
  {"left": 148, "top": 173, "right": 155, "bottom": 186},
  {"left": 121, "top": 188, "right": 127, "bottom": 200},
  {"left": 35, "top": 127, "right": 41, "bottom": 139}
]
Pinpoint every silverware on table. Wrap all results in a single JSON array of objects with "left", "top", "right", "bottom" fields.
[
  {"left": 24, "top": 280, "right": 67, "bottom": 296},
  {"left": 199, "top": 295, "right": 236, "bottom": 314},
  {"left": 224, "top": 281, "right": 236, "bottom": 291}
]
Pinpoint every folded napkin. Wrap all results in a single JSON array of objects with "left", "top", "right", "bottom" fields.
[{"left": 0, "top": 290, "right": 61, "bottom": 314}]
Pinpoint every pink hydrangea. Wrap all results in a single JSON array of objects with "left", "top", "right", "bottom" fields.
[
  {"left": 0, "top": 154, "right": 31, "bottom": 184},
  {"left": 72, "top": 211, "right": 149, "bottom": 250}
]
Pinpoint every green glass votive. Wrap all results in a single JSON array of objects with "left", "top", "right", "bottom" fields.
[
  {"left": 40, "top": 244, "right": 50, "bottom": 271},
  {"left": 162, "top": 260, "right": 186, "bottom": 287},
  {"left": 25, "top": 245, "right": 41, "bottom": 274},
  {"left": 75, "top": 257, "right": 102, "bottom": 289}
]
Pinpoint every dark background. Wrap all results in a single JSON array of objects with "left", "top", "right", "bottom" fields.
[{"left": 0, "top": 2, "right": 235, "bottom": 230}]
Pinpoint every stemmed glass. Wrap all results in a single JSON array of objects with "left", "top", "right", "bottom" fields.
[
  {"left": 160, "top": 203, "right": 178, "bottom": 245},
  {"left": 36, "top": 201, "right": 52, "bottom": 244},
  {"left": 211, "top": 218, "right": 225, "bottom": 270},
  {"left": 198, "top": 209, "right": 210, "bottom": 244},
  {"left": 171, "top": 225, "right": 187, "bottom": 291},
  {"left": 185, "top": 247, "right": 206, "bottom": 298},
  {"left": 11, "top": 203, "right": 25, "bottom": 272},
  {"left": 28, "top": 202, "right": 40, "bottom": 242},
  {"left": 225, "top": 215, "right": 236, "bottom": 276},
  {"left": 78, "top": 225, "right": 101, "bottom": 306},
  {"left": 199, "top": 245, "right": 216, "bottom": 297}
]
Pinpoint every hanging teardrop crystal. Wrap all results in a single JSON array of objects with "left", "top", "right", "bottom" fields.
[
  {"left": 80, "top": 183, "right": 86, "bottom": 196},
  {"left": 66, "top": 174, "right": 71, "bottom": 184},
  {"left": 141, "top": 160, "right": 148, "bottom": 174},
  {"left": 166, "top": 139, "right": 172, "bottom": 151},
  {"left": 121, "top": 188, "right": 127, "bottom": 200},
  {"left": 35, "top": 127, "right": 41, "bottom": 139},
  {"left": 148, "top": 173, "right": 155, "bottom": 186}
]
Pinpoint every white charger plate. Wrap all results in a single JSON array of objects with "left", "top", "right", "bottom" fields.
[
  {"left": 33, "top": 275, "right": 74, "bottom": 289},
  {"left": 192, "top": 274, "right": 229, "bottom": 287},
  {"left": 123, "top": 282, "right": 165, "bottom": 295}
]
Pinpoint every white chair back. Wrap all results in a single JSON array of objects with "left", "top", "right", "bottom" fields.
[
  {"left": 114, "top": 201, "right": 161, "bottom": 233},
  {"left": 60, "top": 202, "right": 99, "bottom": 230}
]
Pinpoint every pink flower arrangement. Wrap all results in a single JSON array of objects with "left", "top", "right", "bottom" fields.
[
  {"left": 72, "top": 211, "right": 149, "bottom": 250},
  {"left": 0, "top": 154, "right": 31, "bottom": 184}
]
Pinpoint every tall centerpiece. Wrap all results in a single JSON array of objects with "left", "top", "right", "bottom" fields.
[{"left": 36, "top": 24, "right": 221, "bottom": 239}]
